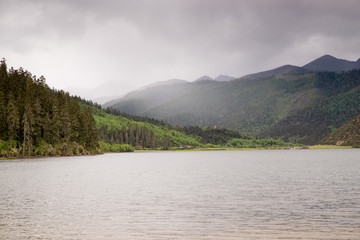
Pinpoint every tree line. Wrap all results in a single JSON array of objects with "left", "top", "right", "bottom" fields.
[
  {"left": 178, "top": 126, "right": 252, "bottom": 145},
  {"left": 0, "top": 59, "right": 99, "bottom": 157},
  {"left": 104, "top": 106, "right": 170, "bottom": 128},
  {"left": 98, "top": 125, "right": 171, "bottom": 150}
]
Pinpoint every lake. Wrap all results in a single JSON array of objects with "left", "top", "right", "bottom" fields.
[{"left": 0, "top": 149, "right": 359, "bottom": 239}]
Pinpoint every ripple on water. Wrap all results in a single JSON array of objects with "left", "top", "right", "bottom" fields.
[{"left": 0, "top": 150, "right": 359, "bottom": 239}]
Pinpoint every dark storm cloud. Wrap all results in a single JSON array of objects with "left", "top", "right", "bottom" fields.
[
  {"left": 90, "top": 0, "right": 360, "bottom": 67},
  {"left": 1, "top": 0, "right": 360, "bottom": 97}
]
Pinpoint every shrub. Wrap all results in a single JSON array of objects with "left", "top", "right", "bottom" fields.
[{"left": 109, "top": 144, "right": 134, "bottom": 152}]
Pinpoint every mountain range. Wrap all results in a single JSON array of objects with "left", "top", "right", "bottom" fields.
[
  {"left": 105, "top": 55, "right": 360, "bottom": 144},
  {"left": 241, "top": 54, "right": 360, "bottom": 79}
]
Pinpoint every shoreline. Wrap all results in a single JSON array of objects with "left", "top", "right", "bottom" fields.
[
  {"left": 134, "top": 145, "right": 354, "bottom": 153},
  {"left": 0, "top": 152, "right": 103, "bottom": 161},
  {"left": 1, "top": 145, "right": 355, "bottom": 160}
]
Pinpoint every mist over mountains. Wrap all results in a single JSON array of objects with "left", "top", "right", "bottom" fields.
[
  {"left": 194, "top": 75, "right": 236, "bottom": 82},
  {"left": 105, "top": 55, "right": 360, "bottom": 144},
  {"left": 79, "top": 55, "right": 359, "bottom": 104}
]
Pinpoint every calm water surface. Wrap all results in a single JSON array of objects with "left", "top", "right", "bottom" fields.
[{"left": 0, "top": 150, "right": 359, "bottom": 239}]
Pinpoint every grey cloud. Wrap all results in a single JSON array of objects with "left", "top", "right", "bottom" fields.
[
  {"left": 1, "top": 0, "right": 360, "bottom": 96},
  {"left": 3, "top": 0, "right": 360, "bottom": 55}
]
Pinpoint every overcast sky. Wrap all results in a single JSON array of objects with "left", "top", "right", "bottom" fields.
[{"left": 1, "top": 0, "right": 360, "bottom": 99}]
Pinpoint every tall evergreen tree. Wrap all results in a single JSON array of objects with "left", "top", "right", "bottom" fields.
[
  {"left": 23, "top": 102, "right": 34, "bottom": 156},
  {"left": 0, "top": 59, "right": 8, "bottom": 139},
  {"left": 150, "top": 131, "right": 155, "bottom": 149},
  {"left": 128, "top": 125, "right": 135, "bottom": 146},
  {"left": 32, "top": 98, "right": 44, "bottom": 145},
  {"left": 7, "top": 92, "right": 19, "bottom": 151},
  {"left": 82, "top": 107, "right": 99, "bottom": 150}
]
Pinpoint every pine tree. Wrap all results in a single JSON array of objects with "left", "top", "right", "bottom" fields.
[
  {"left": 58, "top": 91, "right": 71, "bottom": 144},
  {"left": 128, "top": 125, "right": 135, "bottom": 146},
  {"left": 135, "top": 125, "right": 139, "bottom": 146},
  {"left": 82, "top": 107, "right": 99, "bottom": 150},
  {"left": 0, "top": 90, "right": 7, "bottom": 140},
  {"left": 32, "top": 98, "right": 43, "bottom": 145},
  {"left": 150, "top": 131, "right": 155, "bottom": 149},
  {"left": 7, "top": 92, "right": 19, "bottom": 151},
  {"left": 165, "top": 136, "right": 171, "bottom": 150},
  {"left": 23, "top": 102, "right": 34, "bottom": 156},
  {"left": 69, "top": 98, "right": 81, "bottom": 143},
  {"left": 46, "top": 104, "right": 61, "bottom": 148},
  {"left": 115, "top": 129, "right": 121, "bottom": 144},
  {"left": 0, "top": 59, "right": 8, "bottom": 139},
  {"left": 124, "top": 127, "right": 129, "bottom": 144},
  {"left": 141, "top": 126, "right": 149, "bottom": 148}
]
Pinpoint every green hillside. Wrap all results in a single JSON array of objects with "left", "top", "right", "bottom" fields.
[
  {"left": 319, "top": 114, "right": 360, "bottom": 147},
  {"left": 263, "top": 71, "right": 360, "bottom": 144},
  {"left": 86, "top": 103, "right": 202, "bottom": 150},
  {"left": 109, "top": 70, "right": 360, "bottom": 145},
  {"left": 84, "top": 103, "right": 296, "bottom": 150},
  {"left": 112, "top": 73, "right": 320, "bottom": 135}
]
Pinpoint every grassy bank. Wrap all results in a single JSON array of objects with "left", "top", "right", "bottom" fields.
[{"left": 309, "top": 145, "right": 353, "bottom": 149}]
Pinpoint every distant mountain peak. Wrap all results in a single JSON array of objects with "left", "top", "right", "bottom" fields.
[
  {"left": 194, "top": 75, "right": 214, "bottom": 82},
  {"left": 320, "top": 54, "right": 336, "bottom": 59},
  {"left": 303, "top": 54, "right": 358, "bottom": 72},
  {"left": 214, "top": 74, "right": 235, "bottom": 82}
]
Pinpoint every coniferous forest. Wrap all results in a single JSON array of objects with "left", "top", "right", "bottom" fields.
[{"left": 0, "top": 59, "right": 99, "bottom": 157}]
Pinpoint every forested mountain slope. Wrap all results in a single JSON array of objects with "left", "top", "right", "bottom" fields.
[
  {"left": 108, "top": 69, "right": 360, "bottom": 145},
  {"left": 88, "top": 105, "right": 295, "bottom": 150},
  {"left": 106, "top": 81, "right": 193, "bottom": 116},
  {"left": 263, "top": 71, "right": 360, "bottom": 144},
  {"left": 241, "top": 64, "right": 308, "bottom": 79},
  {"left": 319, "top": 114, "right": 360, "bottom": 147}
]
